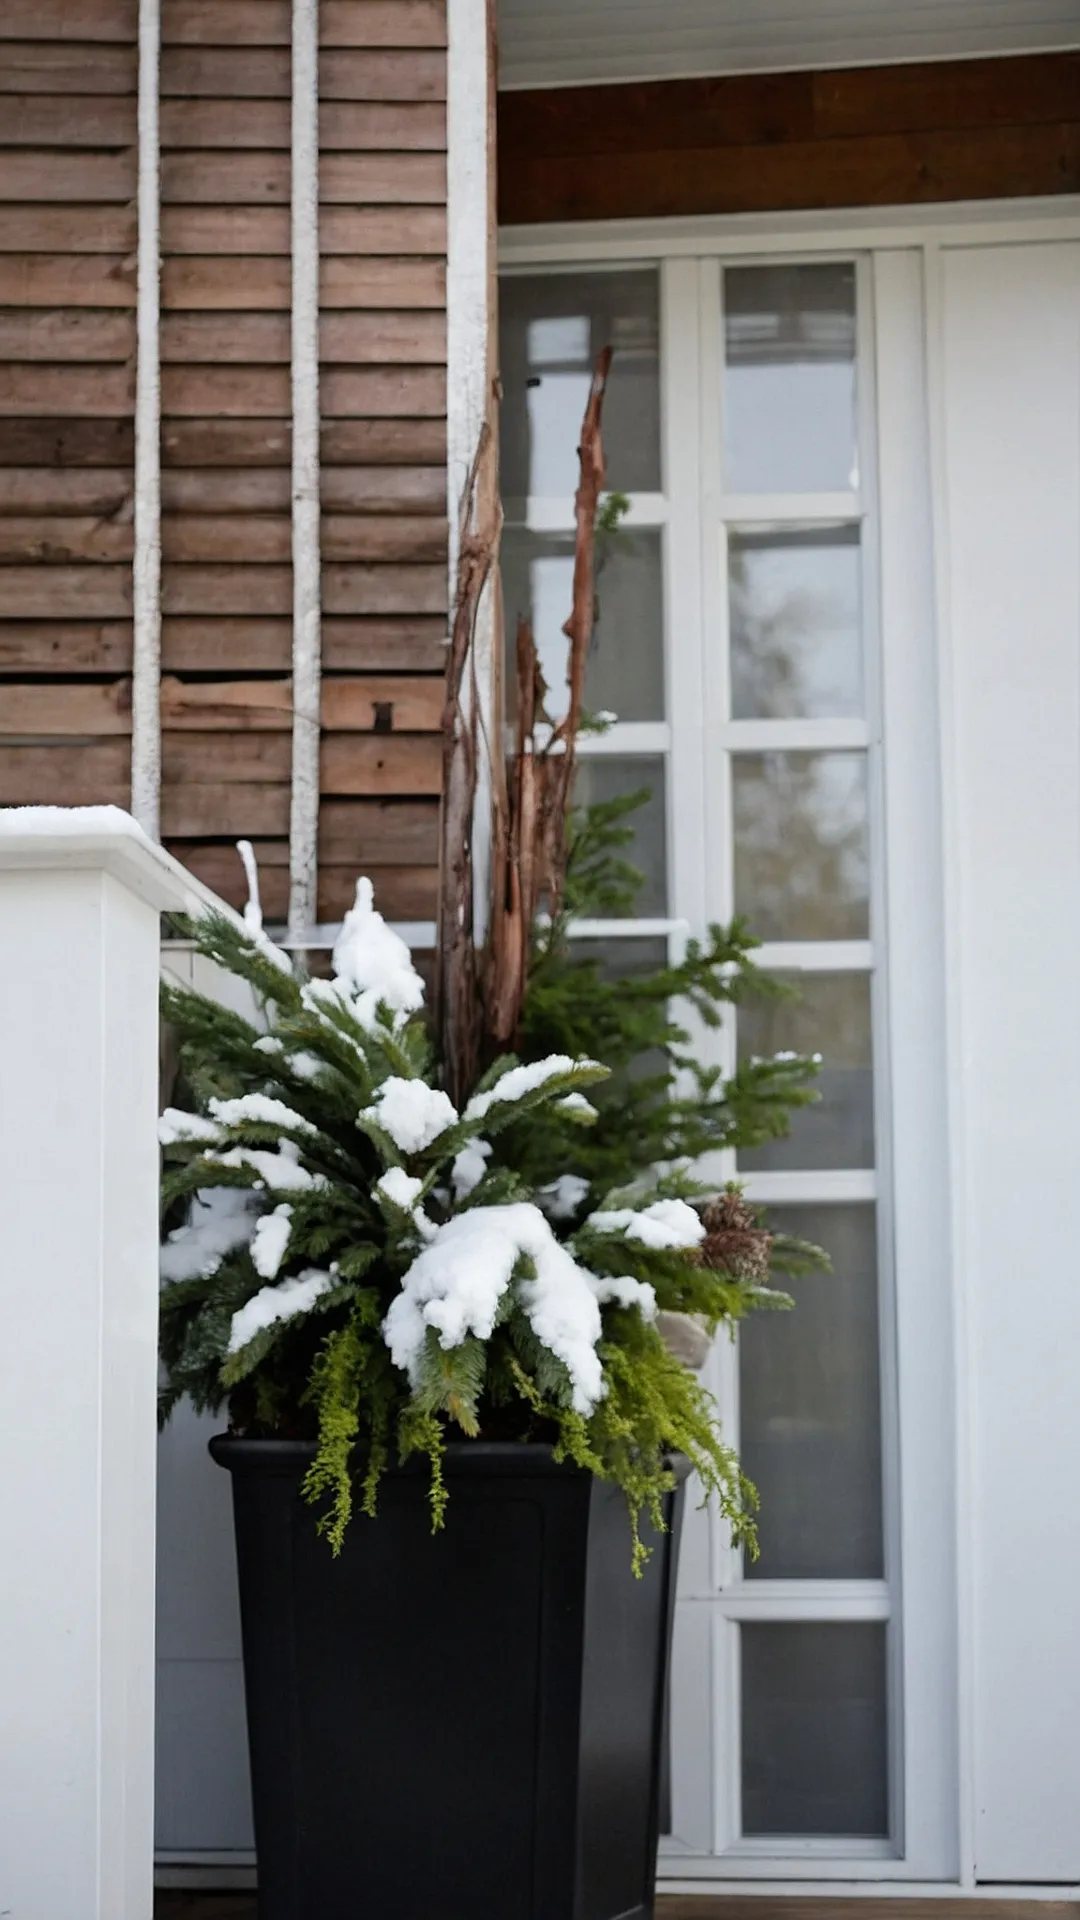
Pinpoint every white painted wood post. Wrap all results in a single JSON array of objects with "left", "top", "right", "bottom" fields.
[
  {"left": 288, "top": 0, "right": 322, "bottom": 939},
  {"left": 132, "top": 0, "right": 162, "bottom": 838},
  {"left": 446, "top": 0, "right": 497, "bottom": 941},
  {"left": 0, "top": 809, "right": 217, "bottom": 1920}
]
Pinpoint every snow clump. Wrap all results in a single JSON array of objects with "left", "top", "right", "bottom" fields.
[
  {"left": 254, "top": 1035, "right": 323, "bottom": 1080},
  {"left": 361, "top": 1076, "right": 458, "bottom": 1154},
  {"left": 235, "top": 838, "right": 294, "bottom": 975},
  {"left": 587, "top": 1273, "right": 658, "bottom": 1316},
  {"left": 160, "top": 1186, "right": 257, "bottom": 1284},
  {"left": 586, "top": 1197, "right": 705, "bottom": 1251},
  {"left": 228, "top": 1268, "right": 334, "bottom": 1355},
  {"left": 376, "top": 1166, "right": 437, "bottom": 1242},
  {"left": 210, "top": 1137, "right": 329, "bottom": 1195},
  {"left": 537, "top": 1173, "right": 591, "bottom": 1221},
  {"left": 383, "top": 1202, "right": 652, "bottom": 1416},
  {"left": 464, "top": 1054, "right": 603, "bottom": 1125},
  {"left": 251, "top": 1203, "right": 294, "bottom": 1280},
  {"left": 209, "top": 1093, "right": 317, "bottom": 1135},
  {"left": 159, "top": 1108, "right": 223, "bottom": 1147},
  {"left": 331, "top": 877, "right": 426, "bottom": 1032},
  {"left": 450, "top": 1137, "right": 491, "bottom": 1201}
]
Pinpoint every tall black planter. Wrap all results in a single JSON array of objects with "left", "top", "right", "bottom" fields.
[{"left": 211, "top": 1437, "right": 687, "bottom": 1920}]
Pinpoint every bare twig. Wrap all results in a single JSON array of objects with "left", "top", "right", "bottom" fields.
[{"left": 437, "top": 347, "right": 612, "bottom": 1082}]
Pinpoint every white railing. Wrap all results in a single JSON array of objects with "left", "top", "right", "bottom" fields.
[{"left": 0, "top": 807, "right": 230, "bottom": 1920}]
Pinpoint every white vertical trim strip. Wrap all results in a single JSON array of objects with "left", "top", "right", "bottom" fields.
[
  {"left": 131, "top": 0, "right": 162, "bottom": 838},
  {"left": 922, "top": 236, "right": 977, "bottom": 1892},
  {"left": 447, "top": 0, "right": 493, "bottom": 596},
  {"left": 873, "top": 245, "right": 960, "bottom": 1881},
  {"left": 446, "top": 0, "right": 495, "bottom": 939},
  {"left": 288, "top": 0, "right": 322, "bottom": 938}
]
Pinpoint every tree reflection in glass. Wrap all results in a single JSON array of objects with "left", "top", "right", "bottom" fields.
[
  {"left": 732, "top": 750, "right": 869, "bottom": 942},
  {"left": 729, "top": 526, "right": 863, "bottom": 720}
]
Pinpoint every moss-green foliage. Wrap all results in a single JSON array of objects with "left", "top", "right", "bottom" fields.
[{"left": 159, "top": 805, "right": 826, "bottom": 1570}]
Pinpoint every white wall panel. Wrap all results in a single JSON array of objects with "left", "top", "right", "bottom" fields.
[
  {"left": 938, "top": 239, "right": 1080, "bottom": 1882},
  {"left": 498, "top": 0, "right": 1078, "bottom": 89}
]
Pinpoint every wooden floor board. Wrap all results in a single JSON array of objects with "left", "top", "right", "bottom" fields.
[{"left": 153, "top": 1898, "right": 1080, "bottom": 1919}]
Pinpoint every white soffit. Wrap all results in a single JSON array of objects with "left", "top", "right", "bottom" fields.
[{"left": 496, "top": 0, "right": 1080, "bottom": 89}]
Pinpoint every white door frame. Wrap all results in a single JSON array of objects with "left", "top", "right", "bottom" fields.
[{"left": 500, "top": 195, "right": 1080, "bottom": 1892}]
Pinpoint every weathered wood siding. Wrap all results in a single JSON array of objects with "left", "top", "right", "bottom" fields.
[
  {"left": 0, "top": 0, "right": 448, "bottom": 927},
  {"left": 498, "top": 51, "right": 1080, "bottom": 224},
  {"left": 314, "top": 0, "right": 447, "bottom": 927},
  {"left": 0, "top": 0, "right": 138, "bottom": 811}
]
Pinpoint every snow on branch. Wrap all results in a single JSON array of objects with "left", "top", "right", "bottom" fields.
[
  {"left": 159, "top": 1108, "right": 223, "bottom": 1147},
  {"left": 160, "top": 1187, "right": 257, "bottom": 1284},
  {"left": 209, "top": 1093, "right": 317, "bottom": 1136},
  {"left": 210, "top": 1138, "right": 329, "bottom": 1195},
  {"left": 251, "top": 1204, "right": 294, "bottom": 1280},
  {"left": 463, "top": 1053, "right": 605, "bottom": 1125},
  {"left": 585, "top": 1198, "right": 706, "bottom": 1252},
  {"left": 228, "top": 1268, "right": 334, "bottom": 1354},
  {"left": 332, "top": 877, "right": 425, "bottom": 1032},
  {"left": 360, "top": 1077, "right": 458, "bottom": 1155},
  {"left": 382, "top": 1201, "right": 653, "bottom": 1417}
]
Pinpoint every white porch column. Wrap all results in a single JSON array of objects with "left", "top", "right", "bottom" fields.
[
  {"left": 0, "top": 809, "right": 215, "bottom": 1920},
  {"left": 935, "top": 239, "right": 1080, "bottom": 1884}
]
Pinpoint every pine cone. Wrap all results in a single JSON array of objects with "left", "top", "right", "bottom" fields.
[{"left": 698, "top": 1189, "right": 772, "bottom": 1284}]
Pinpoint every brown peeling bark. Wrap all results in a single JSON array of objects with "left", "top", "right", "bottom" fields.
[
  {"left": 434, "top": 403, "right": 501, "bottom": 1108},
  {"left": 482, "top": 349, "right": 612, "bottom": 1057},
  {"left": 437, "top": 347, "right": 612, "bottom": 1090}
]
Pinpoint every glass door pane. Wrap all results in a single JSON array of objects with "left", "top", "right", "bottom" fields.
[
  {"left": 723, "top": 263, "right": 858, "bottom": 493},
  {"left": 732, "top": 750, "right": 871, "bottom": 941},
  {"left": 502, "top": 526, "right": 665, "bottom": 722},
  {"left": 737, "top": 974, "right": 875, "bottom": 1172},
  {"left": 729, "top": 526, "right": 863, "bottom": 719},
  {"left": 738, "top": 1204, "right": 884, "bottom": 1580},
  {"left": 500, "top": 269, "right": 661, "bottom": 497},
  {"left": 741, "top": 1623, "right": 888, "bottom": 1837}
]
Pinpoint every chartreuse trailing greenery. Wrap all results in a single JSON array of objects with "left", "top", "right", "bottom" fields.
[{"left": 159, "top": 816, "right": 824, "bottom": 1570}]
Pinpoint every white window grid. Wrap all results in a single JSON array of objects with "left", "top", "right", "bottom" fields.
[
  {"left": 501, "top": 249, "right": 901, "bottom": 1864},
  {"left": 688, "top": 252, "right": 902, "bottom": 1863}
]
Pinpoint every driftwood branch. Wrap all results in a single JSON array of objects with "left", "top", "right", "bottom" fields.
[
  {"left": 437, "top": 349, "right": 612, "bottom": 1090},
  {"left": 483, "top": 348, "right": 612, "bottom": 1056},
  {"left": 434, "top": 402, "right": 502, "bottom": 1107}
]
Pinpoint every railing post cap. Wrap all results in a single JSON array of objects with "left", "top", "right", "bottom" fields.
[{"left": 0, "top": 805, "right": 227, "bottom": 918}]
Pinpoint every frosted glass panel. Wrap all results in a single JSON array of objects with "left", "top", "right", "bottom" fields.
[
  {"left": 502, "top": 528, "right": 664, "bottom": 723},
  {"left": 732, "top": 750, "right": 869, "bottom": 941},
  {"left": 729, "top": 526, "right": 863, "bottom": 720},
  {"left": 738, "top": 973, "right": 874, "bottom": 1172},
  {"left": 739, "top": 1203, "right": 883, "bottom": 1579},
  {"left": 573, "top": 757, "right": 667, "bottom": 916},
  {"left": 741, "top": 1623, "right": 888, "bottom": 1835},
  {"left": 724, "top": 263, "right": 857, "bottom": 494},
  {"left": 501, "top": 271, "right": 661, "bottom": 498}
]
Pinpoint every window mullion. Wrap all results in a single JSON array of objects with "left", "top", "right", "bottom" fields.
[{"left": 720, "top": 489, "right": 862, "bottom": 523}]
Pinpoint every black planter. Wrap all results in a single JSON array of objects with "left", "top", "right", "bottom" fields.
[{"left": 211, "top": 1436, "right": 687, "bottom": 1920}]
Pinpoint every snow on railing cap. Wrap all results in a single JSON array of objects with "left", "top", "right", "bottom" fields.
[{"left": 0, "top": 804, "right": 230, "bottom": 917}]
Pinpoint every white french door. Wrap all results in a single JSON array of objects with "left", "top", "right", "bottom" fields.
[{"left": 498, "top": 233, "right": 957, "bottom": 1881}]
